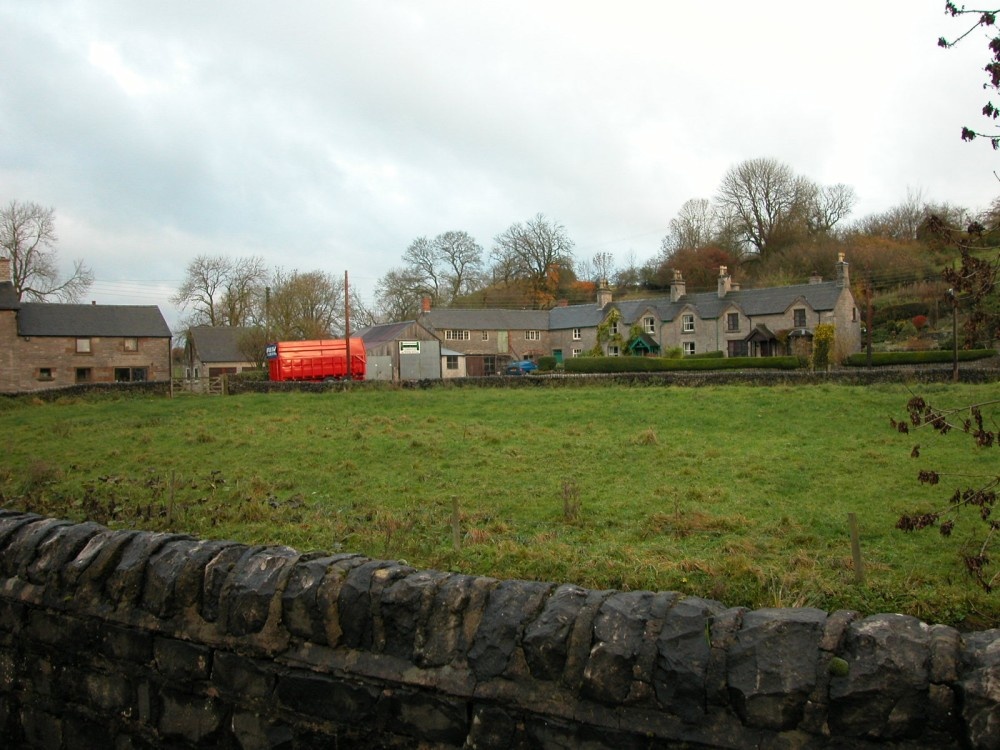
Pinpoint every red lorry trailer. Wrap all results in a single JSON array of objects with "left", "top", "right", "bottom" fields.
[{"left": 265, "top": 338, "right": 366, "bottom": 382}]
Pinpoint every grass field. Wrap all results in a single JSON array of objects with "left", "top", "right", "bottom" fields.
[{"left": 0, "top": 382, "right": 997, "bottom": 629}]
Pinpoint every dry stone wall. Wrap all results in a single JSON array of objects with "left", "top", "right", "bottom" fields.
[{"left": 0, "top": 509, "right": 998, "bottom": 749}]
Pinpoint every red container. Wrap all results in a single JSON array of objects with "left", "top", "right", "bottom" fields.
[{"left": 265, "top": 339, "right": 366, "bottom": 382}]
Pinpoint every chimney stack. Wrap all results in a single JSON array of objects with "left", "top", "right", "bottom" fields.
[
  {"left": 717, "top": 265, "right": 732, "bottom": 298},
  {"left": 669, "top": 269, "right": 686, "bottom": 302},
  {"left": 0, "top": 256, "right": 10, "bottom": 284},
  {"left": 421, "top": 297, "right": 431, "bottom": 313},
  {"left": 836, "top": 252, "right": 849, "bottom": 288},
  {"left": 596, "top": 280, "right": 612, "bottom": 308}
]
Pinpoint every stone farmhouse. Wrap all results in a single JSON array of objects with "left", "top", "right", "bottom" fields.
[
  {"left": 414, "top": 255, "right": 861, "bottom": 369},
  {"left": 0, "top": 258, "right": 172, "bottom": 394}
]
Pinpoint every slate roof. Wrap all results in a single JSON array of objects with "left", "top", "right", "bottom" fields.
[
  {"left": 18, "top": 303, "right": 171, "bottom": 338},
  {"left": 423, "top": 308, "right": 549, "bottom": 331},
  {"left": 410, "top": 279, "right": 847, "bottom": 332},
  {"left": 548, "top": 303, "right": 604, "bottom": 330},
  {"left": 594, "top": 280, "right": 844, "bottom": 324},
  {"left": 188, "top": 326, "right": 253, "bottom": 363}
]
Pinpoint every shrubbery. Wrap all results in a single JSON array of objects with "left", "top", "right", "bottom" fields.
[
  {"left": 844, "top": 349, "right": 997, "bottom": 366},
  {"left": 563, "top": 355, "right": 802, "bottom": 373},
  {"left": 537, "top": 356, "right": 558, "bottom": 371}
]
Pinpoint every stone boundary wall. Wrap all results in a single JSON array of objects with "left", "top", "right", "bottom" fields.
[
  {"left": 0, "top": 510, "right": 998, "bottom": 749},
  {"left": 227, "top": 364, "right": 1000, "bottom": 394},
  {"left": 0, "top": 380, "right": 171, "bottom": 401}
]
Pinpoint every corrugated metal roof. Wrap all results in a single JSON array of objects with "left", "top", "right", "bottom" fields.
[
  {"left": 18, "top": 303, "right": 171, "bottom": 338},
  {"left": 357, "top": 320, "right": 419, "bottom": 346}
]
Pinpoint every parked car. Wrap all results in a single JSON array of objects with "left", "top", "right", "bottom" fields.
[{"left": 503, "top": 360, "right": 538, "bottom": 375}]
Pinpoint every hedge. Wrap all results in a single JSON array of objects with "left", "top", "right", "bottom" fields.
[
  {"left": 843, "top": 349, "right": 997, "bottom": 367},
  {"left": 563, "top": 355, "right": 802, "bottom": 373},
  {"left": 685, "top": 350, "right": 725, "bottom": 359}
]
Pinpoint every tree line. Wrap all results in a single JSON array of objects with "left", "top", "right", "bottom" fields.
[{"left": 372, "top": 157, "right": 998, "bottom": 321}]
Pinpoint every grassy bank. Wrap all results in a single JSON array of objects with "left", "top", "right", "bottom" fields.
[{"left": 0, "top": 383, "right": 996, "bottom": 629}]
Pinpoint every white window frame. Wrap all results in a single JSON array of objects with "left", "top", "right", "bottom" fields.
[
  {"left": 644, "top": 316, "right": 655, "bottom": 334},
  {"left": 572, "top": 328, "right": 581, "bottom": 341},
  {"left": 525, "top": 330, "right": 540, "bottom": 341},
  {"left": 609, "top": 345, "right": 620, "bottom": 357},
  {"left": 445, "top": 330, "right": 471, "bottom": 341},
  {"left": 683, "top": 341, "right": 696, "bottom": 356},
  {"left": 682, "top": 314, "right": 695, "bottom": 333},
  {"left": 482, "top": 331, "right": 489, "bottom": 341},
  {"left": 572, "top": 348, "right": 582, "bottom": 357}
]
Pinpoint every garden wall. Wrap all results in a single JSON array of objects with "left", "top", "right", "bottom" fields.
[
  {"left": 0, "top": 510, "right": 998, "bottom": 749},
  {"left": 227, "top": 364, "right": 1000, "bottom": 394}
]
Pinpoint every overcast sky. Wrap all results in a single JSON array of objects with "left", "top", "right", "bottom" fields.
[{"left": 1, "top": 1, "right": 997, "bottom": 329}]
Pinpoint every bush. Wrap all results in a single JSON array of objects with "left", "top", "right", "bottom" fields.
[
  {"left": 685, "top": 350, "right": 725, "bottom": 359},
  {"left": 843, "top": 349, "right": 997, "bottom": 367},
  {"left": 563, "top": 356, "right": 802, "bottom": 374},
  {"left": 537, "top": 356, "right": 557, "bottom": 371},
  {"left": 811, "top": 323, "right": 836, "bottom": 370}
]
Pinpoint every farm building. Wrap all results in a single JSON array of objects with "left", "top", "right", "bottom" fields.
[
  {"left": 356, "top": 320, "right": 443, "bottom": 381},
  {"left": 0, "top": 257, "right": 172, "bottom": 394},
  {"left": 184, "top": 325, "right": 259, "bottom": 379}
]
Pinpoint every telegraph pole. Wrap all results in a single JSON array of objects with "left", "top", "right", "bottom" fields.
[
  {"left": 948, "top": 288, "right": 958, "bottom": 382},
  {"left": 345, "top": 270, "right": 352, "bottom": 381}
]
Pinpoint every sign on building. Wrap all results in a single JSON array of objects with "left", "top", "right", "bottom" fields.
[{"left": 399, "top": 340, "right": 421, "bottom": 354}]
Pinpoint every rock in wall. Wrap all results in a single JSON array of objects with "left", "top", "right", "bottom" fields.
[{"left": 0, "top": 509, "right": 997, "bottom": 749}]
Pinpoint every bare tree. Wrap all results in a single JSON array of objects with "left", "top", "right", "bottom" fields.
[
  {"left": 490, "top": 213, "right": 575, "bottom": 304},
  {"left": 591, "top": 251, "right": 616, "bottom": 283},
  {"left": 401, "top": 237, "right": 441, "bottom": 301},
  {"left": 172, "top": 254, "right": 267, "bottom": 327},
  {"left": 613, "top": 249, "right": 642, "bottom": 289},
  {"left": 383, "top": 230, "right": 485, "bottom": 309},
  {"left": 850, "top": 188, "right": 927, "bottom": 241},
  {"left": 268, "top": 269, "right": 343, "bottom": 340},
  {"left": 806, "top": 183, "right": 857, "bottom": 234},
  {"left": 436, "top": 230, "right": 484, "bottom": 300},
  {"left": 220, "top": 256, "right": 268, "bottom": 327},
  {"left": 374, "top": 267, "right": 427, "bottom": 321},
  {"left": 715, "top": 158, "right": 808, "bottom": 257},
  {"left": 1, "top": 200, "right": 93, "bottom": 301},
  {"left": 663, "top": 198, "right": 719, "bottom": 253}
]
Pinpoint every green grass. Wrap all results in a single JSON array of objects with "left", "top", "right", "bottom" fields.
[{"left": 0, "top": 383, "right": 997, "bottom": 629}]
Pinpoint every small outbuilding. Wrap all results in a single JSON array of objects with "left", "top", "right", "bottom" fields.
[{"left": 356, "top": 320, "right": 442, "bottom": 381}]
